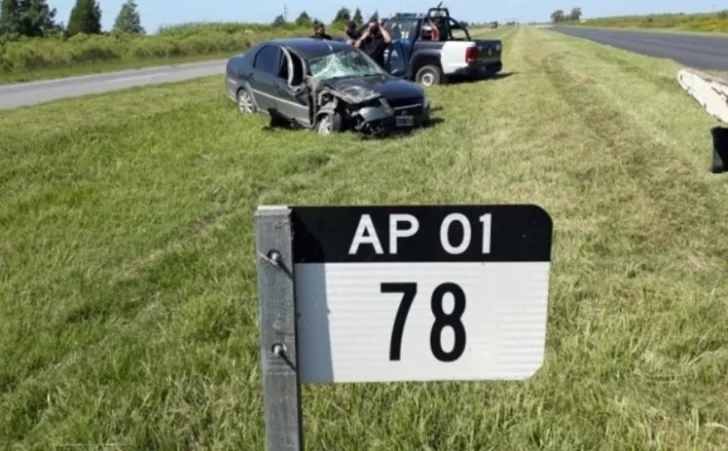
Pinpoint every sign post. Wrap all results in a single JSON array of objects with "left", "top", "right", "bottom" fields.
[
  {"left": 255, "top": 206, "right": 304, "bottom": 451},
  {"left": 255, "top": 204, "right": 554, "bottom": 450}
]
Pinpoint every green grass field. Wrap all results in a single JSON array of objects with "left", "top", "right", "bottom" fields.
[
  {"left": 564, "top": 23, "right": 728, "bottom": 37},
  {"left": 575, "top": 11, "right": 728, "bottom": 33},
  {"left": 2, "top": 26, "right": 728, "bottom": 449},
  {"left": 0, "top": 25, "right": 309, "bottom": 85}
]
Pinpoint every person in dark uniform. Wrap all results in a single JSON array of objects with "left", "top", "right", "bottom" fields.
[
  {"left": 345, "top": 20, "right": 362, "bottom": 45},
  {"left": 311, "top": 21, "right": 332, "bottom": 40},
  {"left": 353, "top": 18, "right": 392, "bottom": 68}
]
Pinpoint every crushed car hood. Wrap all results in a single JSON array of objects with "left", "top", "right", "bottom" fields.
[{"left": 322, "top": 75, "right": 424, "bottom": 104}]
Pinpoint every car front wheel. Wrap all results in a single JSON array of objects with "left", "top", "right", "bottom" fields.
[
  {"left": 236, "top": 87, "right": 256, "bottom": 114},
  {"left": 315, "top": 112, "right": 343, "bottom": 136}
]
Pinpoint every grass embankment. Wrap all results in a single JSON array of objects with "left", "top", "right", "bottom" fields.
[
  {"left": 575, "top": 10, "right": 728, "bottom": 33},
  {"left": 0, "top": 23, "right": 319, "bottom": 84},
  {"left": 0, "top": 24, "right": 496, "bottom": 85},
  {"left": 2, "top": 26, "right": 728, "bottom": 449}
]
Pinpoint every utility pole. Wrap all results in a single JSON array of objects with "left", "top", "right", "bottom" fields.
[{"left": 284, "top": 4, "right": 288, "bottom": 21}]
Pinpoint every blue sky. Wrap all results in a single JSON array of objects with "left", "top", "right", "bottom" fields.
[{"left": 50, "top": 0, "right": 724, "bottom": 34}]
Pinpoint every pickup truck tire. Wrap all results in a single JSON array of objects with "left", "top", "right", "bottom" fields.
[{"left": 415, "top": 65, "right": 444, "bottom": 86}]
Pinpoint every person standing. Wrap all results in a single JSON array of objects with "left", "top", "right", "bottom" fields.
[
  {"left": 430, "top": 17, "right": 442, "bottom": 41},
  {"left": 311, "top": 21, "right": 332, "bottom": 40},
  {"left": 354, "top": 18, "right": 392, "bottom": 68},
  {"left": 345, "top": 20, "right": 362, "bottom": 45}
]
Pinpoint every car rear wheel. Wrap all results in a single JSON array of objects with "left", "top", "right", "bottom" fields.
[
  {"left": 415, "top": 65, "right": 444, "bottom": 86},
  {"left": 236, "top": 87, "right": 255, "bottom": 114},
  {"left": 315, "top": 112, "right": 343, "bottom": 136}
]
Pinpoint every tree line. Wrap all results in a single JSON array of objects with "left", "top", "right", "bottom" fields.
[
  {"left": 0, "top": 0, "right": 143, "bottom": 39},
  {"left": 272, "top": 7, "right": 482, "bottom": 29},
  {"left": 272, "top": 7, "right": 380, "bottom": 29},
  {"left": 551, "top": 7, "right": 582, "bottom": 23}
]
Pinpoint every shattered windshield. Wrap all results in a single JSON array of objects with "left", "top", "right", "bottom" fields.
[{"left": 308, "top": 49, "right": 385, "bottom": 81}]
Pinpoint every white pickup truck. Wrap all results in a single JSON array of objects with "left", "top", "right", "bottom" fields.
[{"left": 378, "top": 8, "right": 504, "bottom": 86}]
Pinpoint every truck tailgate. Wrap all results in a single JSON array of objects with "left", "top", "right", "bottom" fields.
[{"left": 474, "top": 40, "right": 502, "bottom": 64}]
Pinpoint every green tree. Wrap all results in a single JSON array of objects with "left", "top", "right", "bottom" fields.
[
  {"left": 1, "top": 0, "right": 59, "bottom": 37},
  {"left": 0, "top": 0, "right": 19, "bottom": 34},
  {"left": 295, "top": 11, "right": 311, "bottom": 26},
  {"left": 368, "top": 10, "right": 378, "bottom": 22},
  {"left": 332, "top": 7, "right": 350, "bottom": 24},
  {"left": 67, "top": 0, "right": 101, "bottom": 36},
  {"left": 550, "top": 9, "right": 565, "bottom": 23},
  {"left": 352, "top": 7, "right": 363, "bottom": 24},
  {"left": 112, "top": 0, "right": 143, "bottom": 34},
  {"left": 272, "top": 14, "right": 286, "bottom": 27},
  {"left": 569, "top": 7, "right": 582, "bottom": 21},
  {"left": 19, "top": 0, "right": 59, "bottom": 37}
]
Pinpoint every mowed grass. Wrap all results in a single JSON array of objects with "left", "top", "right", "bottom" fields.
[{"left": 2, "top": 26, "right": 728, "bottom": 449}]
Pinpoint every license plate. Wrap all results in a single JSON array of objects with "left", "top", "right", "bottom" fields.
[{"left": 396, "top": 115, "right": 413, "bottom": 127}]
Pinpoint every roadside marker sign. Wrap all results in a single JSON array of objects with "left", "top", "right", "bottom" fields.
[{"left": 254, "top": 204, "right": 553, "bottom": 450}]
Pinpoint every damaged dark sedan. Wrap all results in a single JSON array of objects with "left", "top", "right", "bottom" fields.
[{"left": 225, "top": 38, "right": 432, "bottom": 135}]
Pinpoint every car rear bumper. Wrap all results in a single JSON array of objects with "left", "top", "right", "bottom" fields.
[{"left": 451, "top": 61, "right": 503, "bottom": 78}]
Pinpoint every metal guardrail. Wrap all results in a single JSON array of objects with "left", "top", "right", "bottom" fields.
[
  {"left": 677, "top": 67, "right": 728, "bottom": 124},
  {"left": 677, "top": 67, "right": 728, "bottom": 172}
]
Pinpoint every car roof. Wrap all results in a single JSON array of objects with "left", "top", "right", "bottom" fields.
[{"left": 265, "top": 38, "right": 352, "bottom": 59}]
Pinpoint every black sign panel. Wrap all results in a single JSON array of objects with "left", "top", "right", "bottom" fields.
[{"left": 291, "top": 204, "right": 552, "bottom": 263}]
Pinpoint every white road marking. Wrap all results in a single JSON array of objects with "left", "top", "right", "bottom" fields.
[{"left": 100, "top": 72, "right": 171, "bottom": 84}]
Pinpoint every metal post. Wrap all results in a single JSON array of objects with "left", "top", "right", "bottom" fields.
[{"left": 255, "top": 206, "right": 304, "bottom": 451}]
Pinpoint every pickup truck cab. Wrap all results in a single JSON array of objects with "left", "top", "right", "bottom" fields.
[{"left": 379, "top": 8, "right": 504, "bottom": 86}]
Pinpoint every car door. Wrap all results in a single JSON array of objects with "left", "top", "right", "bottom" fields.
[
  {"left": 249, "top": 44, "right": 282, "bottom": 113},
  {"left": 273, "top": 47, "right": 312, "bottom": 126},
  {"left": 385, "top": 40, "right": 409, "bottom": 78},
  {"left": 383, "top": 18, "right": 419, "bottom": 74}
]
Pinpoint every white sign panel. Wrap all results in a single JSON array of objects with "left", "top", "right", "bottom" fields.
[{"left": 289, "top": 205, "right": 553, "bottom": 384}]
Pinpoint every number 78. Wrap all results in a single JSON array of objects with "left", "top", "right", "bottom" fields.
[{"left": 381, "top": 282, "right": 467, "bottom": 363}]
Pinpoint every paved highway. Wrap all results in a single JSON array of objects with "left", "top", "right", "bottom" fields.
[
  {"left": 0, "top": 59, "right": 226, "bottom": 110},
  {"left": 553, "top": 26, "right": 728, "bottom": 72}
]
